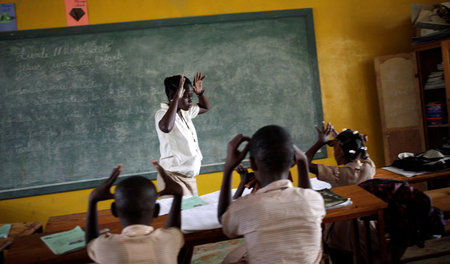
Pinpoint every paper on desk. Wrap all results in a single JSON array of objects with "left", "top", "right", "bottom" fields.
[
  {"left": 311, "top": 177, "right": 332, "bottom": 190},
  {"left": 182, "top": 196, "right": 207, "bottom": 210},
  {"left": 0, "top": 224, "right": 11, "bottom": 238},
  {"left": 40, "top": 226, "right": 85, "bottom": 255},
  {"left": 157, "top": 189, "right": 252, "bottom": 232},
  {"left": 381, "top": 166, "right": 429, "bottom": 177},
  {"left": 326, "top": 199, "right": 353, "bottom": 210},
  {"left": 158, "top": 180, "right": 330, "bottom": 232}
]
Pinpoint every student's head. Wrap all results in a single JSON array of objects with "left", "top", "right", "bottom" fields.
[
  {"left": 331, "top": 129, "right": 368, "bottom": 165},
  {"left": 164, "top": 75, "right": 194, "bottom": 111},
  {"left": 111, "top": 176, "right": 159, "bottom": 225},
  {"left": 249, "top": 125, "right": 294, "bottom": 183}
]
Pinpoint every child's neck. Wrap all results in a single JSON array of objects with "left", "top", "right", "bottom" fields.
[
  {"left": 255, "top": 169, "right": 290, "bottom": 188},
  {"left": 120, "top": 217, "right": 153, "bottom": 229}
]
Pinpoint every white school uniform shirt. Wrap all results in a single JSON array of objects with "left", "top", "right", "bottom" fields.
[
  {"left": 221, "top": 179, "right": 326, "bottom": 264},
  {"left": 317, "top": 157, "right": 376, "bottom": 187},
  {"left": 87, "top": 225, "right": 184, "bottom": 264},
  {"left": 155, "top": 103, "right": 203, "bottom": 177}
]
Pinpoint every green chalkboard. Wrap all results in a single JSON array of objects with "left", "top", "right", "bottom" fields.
[{"left": 0, "top": 9, "right": 325, "bottom": 199}]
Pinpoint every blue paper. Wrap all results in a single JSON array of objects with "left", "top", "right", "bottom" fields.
[
  {"left": 182, "top": 196, "right": 207, "bottom": 210},
  {"left": 0, "top": 224, "right": 11, "bottom": 238},
  {"left": 0, "top": 3, "right": 17, "bottom": 32}
]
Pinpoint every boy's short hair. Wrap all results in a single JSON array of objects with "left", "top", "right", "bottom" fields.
[
  {"left": 164, "top": 75, "right": 193, "bottom": 101},
  {"left": 336, "top": 129, "right": 368, "bottom": 161},
  {"left": 114, "top": 176, "right": 157, "bottom": 218},
  {"left": 249, "top": 125, "right": 293, "bottom": 173}
]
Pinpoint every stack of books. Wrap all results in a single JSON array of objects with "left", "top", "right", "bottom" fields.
[{"left": 424, "top": 65, "right": 445, "bottom": 90}]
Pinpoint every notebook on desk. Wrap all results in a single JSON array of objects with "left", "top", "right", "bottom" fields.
[
  {"left": 40, "top": 226, "right": 85, "bottom": 255},
  {"left": 318, "top": 189, "right": 352, "bottom": 209}
]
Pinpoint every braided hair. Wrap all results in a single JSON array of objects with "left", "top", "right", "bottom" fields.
[{"left": 336, "top": 129, "right": 369, "bottom": 161}]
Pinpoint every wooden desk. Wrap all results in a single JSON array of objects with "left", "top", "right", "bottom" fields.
[
  {"left": 425, "top": 187, "right": 450, "bottom": 219},
  {"left": 0, "top": 222, "right": 43, "bottom": 250},
  {"left": 375, "top": 168, "right": 450, "bottom": 184},
  {"left": 6, "top": 185, "right": 387, "bottom": 264},
  {"left": 0, "top": 222, "right": 43, "bottom": 262}
]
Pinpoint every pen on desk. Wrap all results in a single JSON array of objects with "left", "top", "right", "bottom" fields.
[
  {"left": 99, "top": 228, "right": 110, "bottom": 234},
  {"left": 68, "top": 239, "right": 84, "bottom": 245}
]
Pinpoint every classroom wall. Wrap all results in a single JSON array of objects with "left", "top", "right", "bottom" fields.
[{"left": 0, "top": 0, "right": 441, "bottom": 224}]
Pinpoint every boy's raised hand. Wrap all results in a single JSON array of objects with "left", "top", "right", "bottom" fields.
[
  {"left": 89, "top": 165, "right": 122, "bottom": 203},
  {"left": 193, "top": 72, "right": 206, "bottom": 95},
  {"left": 152, "top": 160, "right": 183, "bottom": 197},
  {"left": 224, "top": 134, "right": 251, "bottom": 173}
]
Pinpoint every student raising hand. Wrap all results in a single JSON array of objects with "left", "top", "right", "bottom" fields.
[
  {"left": 218, "top": 134, "right": 251, "bottom": 222},
  {"left": 89, "top": 165, "right": 122, "bottom": 203},
  {"left": 86, "top": 165, "right": 122, "bottom": 243},
  {"left": 193, "top": 72, "right": 206, "bottom": 95},
  {"left": 314, "top": 121, "right": 335, "bottom": 146},
  {"left": 224, "top": 134, "right": 251, "bottom": 173},
  {"left": 151, "top": 160, "right": 183, "bottom": 229},
  {"left": 174, "top": 74, "right": 186, "bottom": 102},
  {"left": 152, "top": 160, "right": 183, "bottom": 198}
]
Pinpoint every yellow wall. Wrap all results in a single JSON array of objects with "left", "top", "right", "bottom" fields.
[{"left": 0, "top": 0, "right": 441, "bottom": 224}]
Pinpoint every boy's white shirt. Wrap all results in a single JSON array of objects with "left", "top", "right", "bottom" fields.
[
  {"left": 155, "top": 103, "right": 202, "bottom": 177},
  {"left": 221, "top": 180, "right": 326, "bottom": 264}
]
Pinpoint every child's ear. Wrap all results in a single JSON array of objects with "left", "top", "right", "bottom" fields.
[
  {"left": 111, "top": 202, "right": 118, "bottom": 218},
  {"left": 250, "top": 157, "right": 257, "bottom": 171},
  {"left": 153, "top": 203, "right": 160, "bottom": 218}
]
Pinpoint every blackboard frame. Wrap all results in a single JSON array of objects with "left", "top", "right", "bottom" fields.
[{"left": 0, "top": 8, "right": 324, "bottom": 200}]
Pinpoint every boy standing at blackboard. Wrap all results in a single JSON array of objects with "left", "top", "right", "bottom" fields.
[{"left": 155, "top": 72, "right": 210, "bottom": 196}]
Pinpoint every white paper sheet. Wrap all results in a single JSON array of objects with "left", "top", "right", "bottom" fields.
[{"left": 157, "top": 178, "right": 331, "bottom": 232}]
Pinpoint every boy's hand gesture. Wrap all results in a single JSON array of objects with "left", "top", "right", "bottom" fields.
[
  {"left": 224, "top": 134, "right": 251, "bottom": 173},
  {"left": 89, "top": 165, "right": 122, "bottom": 203},
  {"left": 193, "top": 72, "right": 206, "bottom": 95},
  {"left": 152, "top": 160, "right": 183, "bottom": 229},
  {"left": 235, "top": 164, "right": 255, "bottom": 187},
  {"left": 315, "top": 121, "right": 334, "bottom": 146},
  {"left": 173, "top": 74, "right": 186, "bottom": 101},
  {"left": 152, "top": 160, "right": 183, "bottom": 197}
]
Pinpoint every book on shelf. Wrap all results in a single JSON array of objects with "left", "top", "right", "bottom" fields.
[{"left": 317, "top": 189, "right": 352, "bottom": 209}]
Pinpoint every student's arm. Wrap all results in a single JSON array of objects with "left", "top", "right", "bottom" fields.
[
  {"left": 218, "top": 134, "right": 250, "bottom": 223},
  {"left": 85, "top": 165, "right": 122, "bottom": 244},
  {"left": 193, "top": 72, "right": 210, "bottom": 114},
  {"left": 158, "top": 75, "right": 185, "bottom": 133},
  {"left": 294, "top": 145, "right": 312, "bottom": 189},
  {"left": 305, "top": 122, "right": 334, "bottom": 174},
  {"left": 152, "top": 160, "right": 183, "bottom": 229},
  {"left": 233, "top": 164, "right": 254, "bottom": 199}
]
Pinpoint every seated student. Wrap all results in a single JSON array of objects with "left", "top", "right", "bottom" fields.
[
  {"left": 306, "top": 121, "right": 375, "bottom": 187},
  {"left": 218, "top": 125, "right": 326, "bottom": 264},
  {"left": 305, "top": 122, "right": 376, "bottom": 263},
  {"left": 85, "top": 162, "right": 184, "bottom": 264}
]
